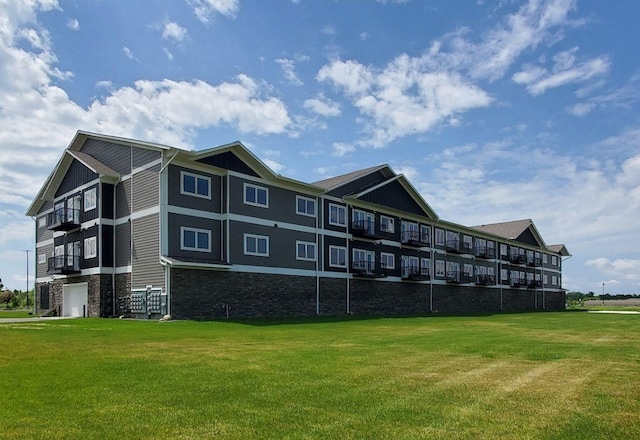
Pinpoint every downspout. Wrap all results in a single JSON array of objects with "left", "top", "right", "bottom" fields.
[
  {"left": 346, "top": 202, "right": 350, "bottom": 315},
  {"left": 130, "top": 146, "right": 134, "bottom": 290},
  {"left": 429, "top": 226, "right": 433, "bottom": 313},
  {"left": 220, "top": 176, "right": 224, "bottom": 262},
  {"left": 112, "top": 178, "right": 119, "bottom": 317},
  {"left": 226, "top": 174, "right": 230, "bottom": 263},
  {"left": 158, "top": 150, "right": 179, "bottom": 315},
  {"left": 315, "top": 195, "right": 320, "bottom": 315},
  {"left": 31, "top": 216, "right": 37, "bottom": 314}
]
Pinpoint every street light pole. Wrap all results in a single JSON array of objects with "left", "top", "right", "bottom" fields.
[
  {"left": 602, "top": 282, "right": 605, "bottom": 306},
  {"left": 23, "top": 250, "right": 31, "bottom": 310}
]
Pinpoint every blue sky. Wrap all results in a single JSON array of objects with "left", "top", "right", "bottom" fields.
[{"left": 1, "top": 0, "right": 639, "bottom": 294}]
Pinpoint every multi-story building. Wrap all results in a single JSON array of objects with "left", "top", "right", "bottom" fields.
[{"left": 26, "top": 131, "right": 570, "bottom": 319}]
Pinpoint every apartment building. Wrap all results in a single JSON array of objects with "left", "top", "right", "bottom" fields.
[{"left": 27, "top": 131, "right": 570, "bottom": 319}]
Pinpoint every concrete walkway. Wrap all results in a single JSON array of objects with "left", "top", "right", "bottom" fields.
[
  {"left": 0, "top": 317, "right": 76, "bottom": 324},
  {"left": 587, "top": 310, "right": 640, "bottom": 315}
]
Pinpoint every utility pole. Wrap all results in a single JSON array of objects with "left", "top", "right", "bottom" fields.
[{"left": 23, "top": 250, "right": 31, "bottom": 309}]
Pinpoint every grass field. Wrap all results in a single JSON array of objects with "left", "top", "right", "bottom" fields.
[
  {"left": 0, "top": 312, "right": 638, "bottom": 439},
  {"left": 0, "top": 309, "right": 34, "bottom": 318}
]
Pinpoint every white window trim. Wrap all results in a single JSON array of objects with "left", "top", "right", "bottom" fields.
[
  {"left": 296, "top": 240, "right": 316, "bottom": 261},
  {"left": 181, "top": 227, "right": 211, "bottom": 252},
  {"left": 380, "top": 252, "right": 395, "bottom": 269},
  {"left": 380, "top": 216, "right": 395, "bottom": 233},
  {"left": 243, "top": 183, "right": 269, "bottom": 208},
  {"left": 329, "top": 245, "right": 347, "bottom": 268},
  {"left": 180, "top": 171, "right": 211, "bottom": 200},
  {"left": 84, "top": 187, "right": 97, "bottom": 212},
  {"left": 296, "top": 196, "right": 316, "bottom": 217},
  {"left": 38, "top": 217, "right": 46, "bottom": 228},
  {"left": 328, "top": 203, "right": 346, "bottom": 227},
  {"left": 435, "top": 228, "right": 445, "bottom": 246},
  {"left": 84, "top": 236, "right": 97, "bottom": 259},
  {"left": 244, "top": 233, "right": 269, "bottom": 257},
  {"left": 38, "top": 253, "right": 46, "bottom": 264},
  {"left": 435, "top": 260, "right": 445, "bottom": 277}
]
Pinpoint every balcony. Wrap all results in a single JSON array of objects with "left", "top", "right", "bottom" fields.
[
  {"left": 351, "top": 260, "right": 386, "bottom": 278},
  {"left": 446, "top": 240, "right": 472, "bottom": 254},
  {"left": 47, "top": 255, "right": 80, "bottom": 275},
  {"left": 401, "top": 230, "right": 430, "bottom": 247},
  {"left": 527, "top": 257, "right": 542, "bottom": 267},
  {"left": 475, "top": 246, "right": 496, "bottom": 259},
  {"left": 510, "top": 254, "right": 527, "bottom": 265},
  {"left": 446, "top": 270, "right": 460, "bottom": 283},
  {"left": 351, "top": 220, "right": 377, "bottom": 239},
  {"left": 510, "top": 278, "right": 526, "bottom": 288},
  {"left": 401, "top": 264, "right": 430, "bottom": 281},
  {"left": 475, "top": 275, "right": 496, "bottom": 286},
  {"left": 527, "top": 280, "right": 542, "bottom": 289},
  {"left": 47, "top": 208, "right": 80, "bottom": 231}
]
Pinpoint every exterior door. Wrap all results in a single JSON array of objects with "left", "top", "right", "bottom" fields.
[{"left": 62, "top": 283, "right": 88, "bottom": 317}]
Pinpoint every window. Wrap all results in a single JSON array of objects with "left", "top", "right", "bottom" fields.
[
  {"left": 435, "top": 228, "right": 445, "bottom": 246},
  {"left": 401, "top": 256, "right": 419, "bottom": 278},
  {"left": 84, "top": 236, "right": 97, "bottom": 259},
  {"left": 463, "top": 263, "right": 473, "bottom": 277},
  {"left": 352, "top": 248, "right": 375, "bottom": 273},
  {"left": 329, "top": 204, "right": 346, "bottom": 227},
  {"left": 421, "top": 258, "right": 430, "bottom": 273},
  {"left": 380, "top": 252, "right": 395, "bottom": 269},
  {"left": 380, "top": 216, "right": 394, "bottom": 233},
  {"left": 500, "top": 244, "right": 508, "bottom": 257},
  {"left": 435, "top": 260, "right": 445, "bottom": 277},
  {"left": 353, "top": 210, "right": 374, "bottom": 234},
  {"left": 401, "top": 221, "right": 418, "bottom": 242},
  {"left": 38, "top": 217, "right": 46, "bottom": 228},
  {"left": 543, "top": 254, "right": 548, "bottom": 264},
  {"left": 296, "top": 196, "right": 315, "bottom": 217},
  {"left": 244, "top": 183, "right": 268, "bottom": 207},
  {"left": 244, "top": 234, "right": 269, "bottom": 256},
  {"left": 38, "top": 253, "right": 46, "bottom": 264},
  {"left": 552, "top": 275, "right": 558, "bottom": 286},
  {"left": 329, "top": 246, "right": 347, "bottom": 268},
  {"left": 84, "top": 187, "right": 97, "bottom": 211},
  {"left": 296, "top": 241, "right": 316, "bottom": 261},
  {"left": 181, "top": 227, "right": 211, "bottom": 252},
  {"left": 501, "top": 268, "right": 508, "bottom": 281},
  {"left": 463, "top": 235, "right": 473, "bottom": 252},
  {"left": 181, "top": 171, "right": 210, "bottom": 199},
  {"left": 551, "top": 255, "right": 557, "bottom": 266},
  {"left": 420, "top": 225, "right": 431, "bottom": 244},
  {"left": 544, "top": 274, "right": 549, "bottom": 285}
]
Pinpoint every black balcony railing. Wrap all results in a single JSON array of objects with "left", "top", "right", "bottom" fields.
[
  {"left": 401, "top": 264, "right": 430, "bottom": 281},
  {"left": 527, "top": 257, "right": 542, "bottom": 267},
  {"left": 351, "top": 220, "right": 376, "bottom": 238},
  {"left": 510, "top": 254, "right": 527, "bottom": 265},
  {"left": 460, "top": 272, "right": 474, "bottom": 283},
  {"left": 475, "top": 246, "right": 496, "bottom": 259},
  {"left": 47, "top": 208, "right": 80, "bottom": 231},
  {"left": 446, "top": 270, "right": 460, "bottom": 283},
  {"left": 401, "top": 230, "right": 430, "bottom": 247},
  {"left": 446, "top": 240, "right": 460, "bottom": 253},
  {"left": 527, "top": 280, "right": 542, "bottom": 289},
  {"left": 475, "top": 275, "right": 496, "bottom": 286},
  {"left": 47, "top": 255, "right": 80, "bottom": 275},
  {"left": 352, "top": 260, "right": 386, "bottom": 278},
  {"left": 510, "top": 278, "right": 526, "bottom": 288}
]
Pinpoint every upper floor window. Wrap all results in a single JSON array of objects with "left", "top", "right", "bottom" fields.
[
  {"left": 435, "top": 260, "right": 445, "bottom": 277},
  {"left": 552, "top": 275, "right": 558, "bottom": 285},
  {"left": 244, "top": 233, "right": 269, "bottom": 256},
  {"left": 328, "top": 204, "right": 346, "bottom": 227},
  {"left": 380, "top": 216, "right": 394, "bottom": 233},
  {"left": 500, "top": 243, "right": 508, "bottom": 256},
  {"left": 463, "top": 235, "right": 473, "bottom": 252},
  {"left": 181, "top": 227, "right": 211, "bottom": 252},
  {"left": 551, "top": 255, "right": 558, "bottom": 266},
  {"left": 84, "top": 187, "right": 97, "bottom": 211},
  {"left": 244, "top": 183, "right": 268, "bottom": 208},
  {"left": 84, "top": 236, "right": 97, "bottom": 259},
  {"left": 296, "top": 196, "right": 315, "bottom": 217},
  {"left": 435, "top": 228, "right": 445, "bottom": 246},
  {"left": 543, "top": 254, "right": 548, "bottom": 264},
  {"left": 38, "top": 216, "right": 46, "bottom": 228},
  {"left": 181, "top": 171, "right": 211, "bottom": 199},
  {"left": 329, "top": 245, "right": 347, "bottom": 267},
  {"left": 38, "top": 253, "right": 46, "bottom": 264},
  {"left": 296, "top": 241, "right": 316, "bottom": 261},
  {"left": 380, "top": 252, "right": 395, "bottom": 269}
]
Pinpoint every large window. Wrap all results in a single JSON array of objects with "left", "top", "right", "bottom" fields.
[
  {"left": 296, "top": 241, "right": 316, "bottom": 261},
  {"left": 380, "top": 216, "right": 394, "bottom": 233},
  {"left": 296, "top": 196, "right": 315, "bottom": 217},
  {"left": 380, "top": 252, "right": 395, "bottom": 269},
  {"left": 181, "top": 227, "right": 211, "bottom": 252},
  {"left": 244, "top": 234, "right": 269, "bottom": 256},
  {"left": 244, "top": 183, "right": 268, "bottom": 207},
  {"left": 328, "top": 204, "right": 346, "bottom": 227},
  {"left": 84, "top": 187, "right": 97, "bottom": 211},
  {"left": 84, "top": 236, "right": 97, "bottom": 259},
  {"left": 329, "top": 245, "right": 347, "bottom": 267},
  {"left": 181, "top": 171, "right": 210, "bottom": 199}
]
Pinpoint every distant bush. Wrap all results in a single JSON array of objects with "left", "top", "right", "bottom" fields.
[{"left": 0, "top": 290, "right": 16, "bottom": 305}]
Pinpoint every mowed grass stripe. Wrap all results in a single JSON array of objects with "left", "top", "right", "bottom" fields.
[{"left": 0, "top": 312, "right": 638, "bottom": 439}]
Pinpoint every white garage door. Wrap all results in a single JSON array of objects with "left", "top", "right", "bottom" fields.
[{"left": 62, "top": 283, "right": 88, "bottom": 317}]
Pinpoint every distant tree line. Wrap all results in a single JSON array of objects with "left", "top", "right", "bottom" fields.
[
  {"left": 567, "top": 291, "right": 640, "bottom": 302},
  {"left": 0, "top": 278, "right": 32, "bottom": 309}
]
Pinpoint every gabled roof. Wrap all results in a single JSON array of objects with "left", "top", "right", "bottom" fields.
[
  {"left": 347, "top": 174, "right": 439, "bottom": 220},
  {"left": 68, "top": 130, "right": 173, "bottom": 152},
  {"left": 313, "top": 165, "right": 392, "bottom": 191},
  {"left": 67, "top": 151, "right": 119, "bottom": 178},
  {"left": 548, "top": 244, "right": 571, "bottom": 256},
  {"left": 472, "top": 219, "right": 547, "bottom": 248}
]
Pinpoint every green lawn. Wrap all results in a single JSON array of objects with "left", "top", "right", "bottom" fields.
[
  {"left": 0, "top": 309, "right": 35, "bottom": 318},
  {"left": 1, "top": 312, "right": 638, "bottom": 439}
]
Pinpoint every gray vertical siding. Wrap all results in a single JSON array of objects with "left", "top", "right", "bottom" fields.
[
  {"left": 116, "top": 222, "right": 131, "bottom": 267},
  {"left": 35, "top": 215, "right": 53, "bottom": 243},
  {"left": 56, "top": 159, "right": 98, "bottom": 197},
  {"left": 80, "top": 139, "right": 132, "bottom": 175},
  {"left": 131, "top": 213, "right": 164, "bottom": 290},
  {"left": 167, "top": 213, "right": 223, "bottom": 262},
  {"left": 36, "top": 242, "right": 53, "bottom": 278},
  {"left": 116, "top": 180, "right": 131, "bottom": 218},
  {"left": 228, "top": 175, "right": 317, "bottom": 227},
  {"left": 132, "top": 164, "right": 160, "bottom": 211}
]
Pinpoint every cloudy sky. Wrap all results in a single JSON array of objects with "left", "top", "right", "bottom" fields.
[{"left": 1, "top": 0, "right": 639, "bottom": 294}]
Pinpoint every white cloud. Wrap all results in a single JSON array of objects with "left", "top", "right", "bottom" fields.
[
  {"left": 566, "top": 102, "right": 595, "bottom": 117},
  {"left": 303, "top": 94, "right": 341, "bottom": 117},
  {"left": 275, "top": 58, "right": 303, "bottom": 86},
  {"left": 262, "top": 158, "right": 284, "bottom": 174},
  {"left": 162, "top": 21, "right": 188, "bottom": 42},
  {"left": 66, "top": 18, "right": 79, "bottom": 31},
  {"left": 332, "top": 142, "right": 355, "bottom": 157},
  {"left": 586, "top": 258, "right": 640, "bottom": 281},
  {"left": 163, "top": 47, "right": 174, "bottom": 61},
  {"left": 186, "top": 0, "right": 239, "bottom": 23},
  {"left": 122, "top": 46, "right": 138, "bottom": 61}
]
